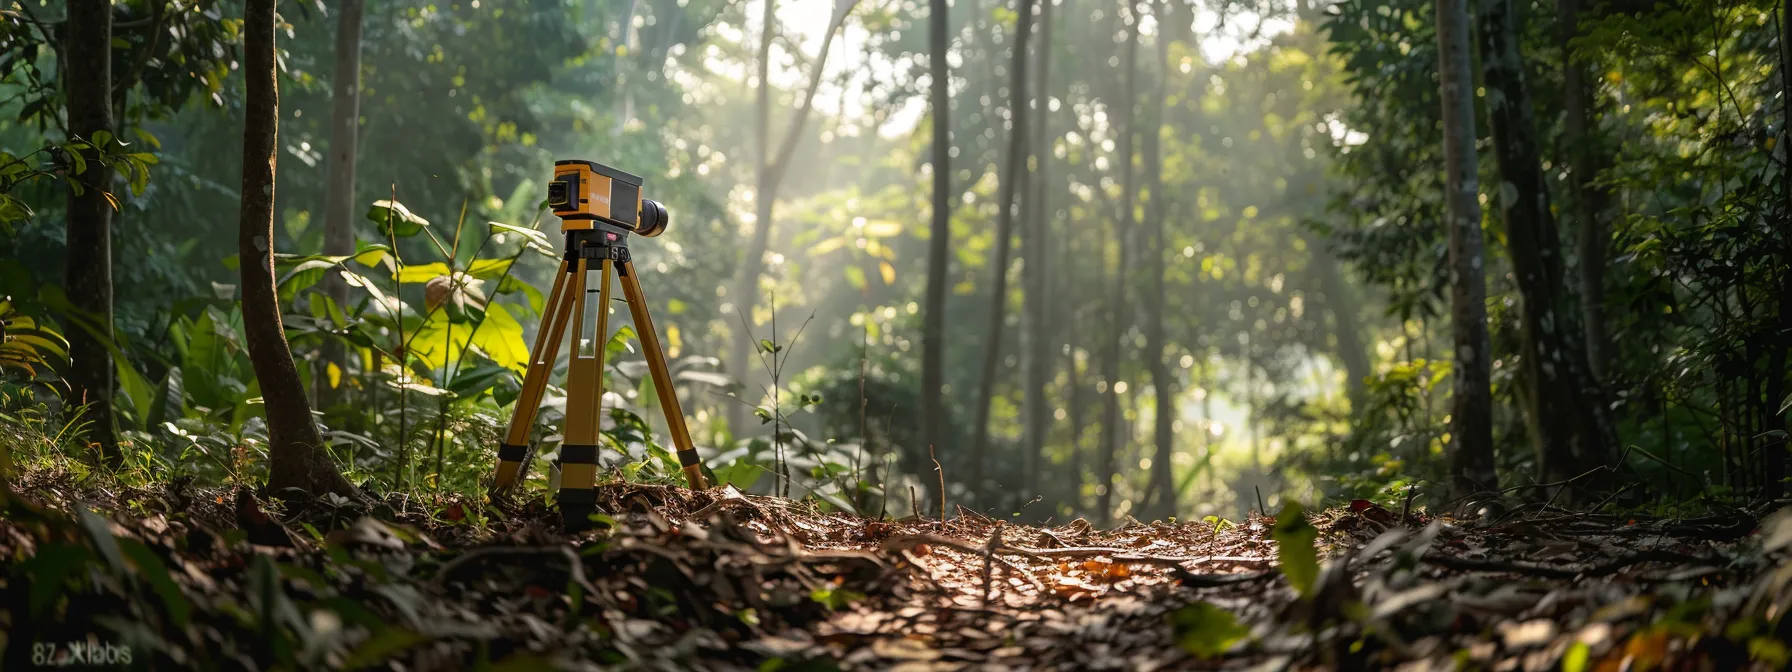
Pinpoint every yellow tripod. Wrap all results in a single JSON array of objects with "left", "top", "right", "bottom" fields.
[{"left": 494, "top": 160, "right": 707, "bottom": 530}]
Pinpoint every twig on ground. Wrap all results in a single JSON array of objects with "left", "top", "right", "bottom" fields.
[
  {"left": 882, "top": 533, "right": 1044, "bottom": 593},
  {"left": 1423, "top": 548, "right": 1720, "bottom": 580},
  {"left": 930, "top": 444, "right": 945, "bottom": 521}
]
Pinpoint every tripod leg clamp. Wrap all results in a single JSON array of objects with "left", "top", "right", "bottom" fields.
[{"left": 497, "top": 443, "right": 529, "bottom": 462}]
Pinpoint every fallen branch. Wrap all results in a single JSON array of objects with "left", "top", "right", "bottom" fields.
[
  {"left": 882, "top": 532, "right": 1043, "bottom": 593},
  {"left": 1423, "top": 549, "right": 1720, "bottom": 580}
]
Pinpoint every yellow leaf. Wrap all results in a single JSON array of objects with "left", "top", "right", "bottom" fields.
[
  {"left": 327, "top": 362, "right": 342, "bottom": 389},
  {"left": 862, "top": 220, "right": 903, "bottom": 237},
  {"left": 879, "top": 260, "right": 896, "bottom": 285}
]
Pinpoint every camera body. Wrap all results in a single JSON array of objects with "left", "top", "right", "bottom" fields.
[{"left": 547, "top": 159, "right": 669, "bottom": 237}]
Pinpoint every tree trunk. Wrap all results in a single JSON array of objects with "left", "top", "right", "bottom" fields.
[
  {"left": 1021, "top": 0, "right": 1055, "bottom": 500},
  {"left": 921, "top": 0, "right": 953, "bottom": 512},
  {"left": 612, "top": 0, "right": 640, "bottom": 135},
  {"left": 1477, "top": 0, "right": 1614, "bottom": 491},
  {"left": 727, "top": 0, "right": 780, "bottom": 437},
  {"left": 727, "top": 1, "right": 851, "bottom": 437},
  {"left": 1141, "top": 0, "right": 1175, "bottom": 522},
  {"left": 319, "top": 0, "right": 364, "bottom": 409},
  {"left": 1437, "top": 0, "right": 1497, "bottom": 497},
  {"left": 241, "top": 0, "right": 357, "bottom": 499},
  {"left": 968, "top": 0, "right": 1036, "bottom": 495},
  {"left": 1560, "top": 0, "right": 1610, "bottom": 382},
  {"left": 1094, "top": 7, "right": 1140, "bottom": 526},
  {"left": 1310, "top": 239, "right": 1372, "bottom": 410},
  {"left": 64, "top": 0, "right": 118, "bottom": 463}
]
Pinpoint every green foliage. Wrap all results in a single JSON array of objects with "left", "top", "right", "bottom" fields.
[
  {"left": 0, "top": 299, "right": 67, "bottom": 379},
  {"left": 1169, "top": 602, "right": 1250, "bottom": 658},
  {"left": 1273, "top": 502, "right": 1320, "bottom": 599}
]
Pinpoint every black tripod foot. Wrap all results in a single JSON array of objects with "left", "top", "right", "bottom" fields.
[{"left": 560, "top": 488, "right": 598, "bottom": 533}]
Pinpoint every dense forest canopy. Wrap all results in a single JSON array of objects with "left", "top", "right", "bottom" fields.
[{"left": 2, "top": 0, "right": 1789, "bottom": 527}]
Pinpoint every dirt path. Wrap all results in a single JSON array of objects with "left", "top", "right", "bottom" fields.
[{"left": 2, "top": 479, "right": 1787, "bottom": 670}]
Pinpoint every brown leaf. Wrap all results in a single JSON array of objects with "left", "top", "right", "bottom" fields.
[{"left": 873, "top": 637, "right": 942, "bottom": 661}]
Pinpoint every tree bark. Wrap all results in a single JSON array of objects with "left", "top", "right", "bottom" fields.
[
  {"left": 319, "top": 0, "right": 364, "bottom": 409},
  {"left": 1559, "top": 0, "right": 1610, "bottom": 382},
  {"left": 968, "top": 0, "right": 1036, "bottom": 494},
  {"left": 1021, "top": 0, "right": 1055, "bottom": 500},
  {"left": 1094, "top": 7, "right": 1140, "bottom": 526},
  {"left": 1477, "top": 0, "right": 1614, "bottom": 491},
  {"left": 1142, "top": 0, "right": 1176, "bottom": 522},
  {"left": 64, "top": 0, "right": 118, "bottom": 463},
  {"left": 1310, "top": 239, "right": 1372, "bottom": 410},
  {"left": 241, "top": 0, "right": 357, "bottom": 499},
  {"left": 921, "top": 0, "right": 953, "bottom": 512},
  {"left": 1437, "top": 0, "right": 1496, "bottom": 497},
  {"left": 726, "top": 1, "right": 853, "bottom": 436}
]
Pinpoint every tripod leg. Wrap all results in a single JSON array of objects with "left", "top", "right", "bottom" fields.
[
  {"left": 617, "top": 259, "right": 709, "bottom": 490},
  {"left": 495, "top": 260, "right": 573, "bottom": 490},
  {"left": 560, "top": 258, "right": 614, "bottom": 530}
]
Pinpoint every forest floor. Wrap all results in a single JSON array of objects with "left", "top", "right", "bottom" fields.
[{"left": 3, "top": 470, "right": 1791, "bottom": 671}]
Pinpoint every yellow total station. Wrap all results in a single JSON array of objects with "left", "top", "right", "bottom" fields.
[{"left": 494, "top": 159, "right": 707, "bottom": 530}]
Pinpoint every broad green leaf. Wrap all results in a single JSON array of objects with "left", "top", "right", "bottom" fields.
[
  {"left": 277, "top": 259, "right": 337, "bottom": 304},
  {"left": 367, "top": 200, "right": 429, "bottom": 238},
  {"left": 120, "top": 538, "right": 191, "bottom": 629},
  {"left": 1169, "top": 602, "right": 1248, "bottom": 658},
  {"left": 273, "top": 245, "right": 391, "bottom": 271},
  {"left": 713, "top": 461, "right": 765, "bottom": 490},
  {"left": 446, "top": 362, "right": 515, "bottom": 398},
  {"left": 21, "top": 543, "right": 92, "bottom": 618},
  {"left": 147, "top": 367, "right": 186, "bottom": 428},
  {"left": 490, "top": 221, "right": 555, "bottom": 256},
  {"left": 605, "top": 324, "right": 638, "bottom": 356},
  {"left": 408, "top": 310, "right": 472, "bottom": 372},
  {"left": 496, "top": 275, "right": 545, "bottom": 314},
  {"left": 470, "top": 303, "right": 529, "bottom": 373},
  {"left": 675, "top": 370, "right": 734, "bottom": 387},
  {"left": 115, "top": 357, "right": 156, "bottom": 430},
  {"left": 465, "top": 257, "right": 515, "bottom": 279},
  {"left": 77, "top": 508, "right": 128, "bottom": 576},
  {"left": 396, "top": 262, "right": 452, "bottom": 284},
  {"left": 1273, "top": 502, "right": 1320, "bottom": 599},
  {"left": 340, "top": 270, "right": 403, "bottom": 321}
]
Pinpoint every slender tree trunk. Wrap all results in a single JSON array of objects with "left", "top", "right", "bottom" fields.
[
  {"left": 1560, "top": 0, "right": 1610, "bottom": 382},
  {"left": 1021, "top": 0, "right": 1056, "bottom": 500},
  {"left": 612, "top": 0, "right": 640, "bottom": 135},
  {"left": 319, "top": 0, "right": 364, "bottom": 409},
  {"left": 727, "top": 1, "right": 851, "bottom": 437},
  {"left": 921, "top": 0, "right": 953, "bottom": 511},
  {"left": 65, "top": 0, "right": 118, "bottom": 463},
  {"left": 1066, "top": 346, "right": 1087, "bottom": 513},
  {"left": 1142, "top": 0, "right": 1175, "bottom": 522},
  {"left": 728, "top": 0, "right": 780, "bottom": 437},
  {"left": 1437, "top": 0, "right": 1497, "bottom": 497},
  {"left": 1310, "top": 239, "right": 1372, "bottom": 409},
  {"left": 1094, "top": 7, "right": 1140, "bottom": 526},
  {"left": 242, "top": 0, "right": 357, "bottom": 499},
  {"left": 969, "top": 0, "right": 1036, "bottom": 495},
  {"left": 1477, "top": 0, "right": 1614, "bottom": 492}
]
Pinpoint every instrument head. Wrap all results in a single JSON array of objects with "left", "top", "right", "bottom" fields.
[{"left": 546, "top": 159, "right": 669, "bottom": 237}]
